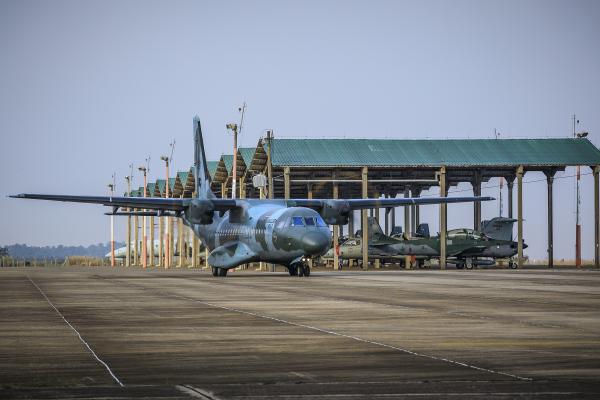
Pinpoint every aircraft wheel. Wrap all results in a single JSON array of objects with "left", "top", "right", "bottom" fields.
[
  {"left": 509, "top": 261, "right": 517, "bottom": 269},
  {"left": 211, "top": 267, "right": 219, "bottom": 277},
  {"left": 304, "top": 265, "right": 311, "bottom": 277},
  {"left": 297, "top": 264, "right": 305, "bottom": 277},
  {"left": 456, "top": 263, "right": 465, "bottom": 270},
  {"left": 465, "top": 264, "right": 474, "bottom": 270},
  {"left": 288, "top": 265, "right": 298, "bottom": 276},
  {"left": 218, "top": 267, "right": 228, "bottom": 277}
]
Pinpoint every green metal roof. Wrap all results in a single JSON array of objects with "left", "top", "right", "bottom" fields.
[
  {"left": 267, "top": 138, "right": 600, "bottom": 167},
  {"left": 168, "top": 177, "right": 176, "bottom": 190},
  {"left": 147, "top": 182, "right": 156, "bottom": 196},
  {"left": 222, "top": 155, "right": 233, "bottom": 174},
  {"left": 239, "top": 147, "right": 256, "bottom": 167},
  {"left": 207, "top": 161, "right": 218, "bottom": 179},
  {"left": 155, "top": 179, "right": 166, "bottom": 195},
  {"left": 177, "top": 171, "right": 189, "bottom": 184}
]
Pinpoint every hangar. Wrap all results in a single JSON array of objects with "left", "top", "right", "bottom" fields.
[{"left": 126, "top": 136, "right": 600, "bottom": 270}]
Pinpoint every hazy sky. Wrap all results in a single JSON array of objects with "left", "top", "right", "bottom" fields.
[{"left": 1, "top": 0, "right": 599, "bottom": 261}]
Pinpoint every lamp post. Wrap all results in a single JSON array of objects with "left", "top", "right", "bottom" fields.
[
  {"left": 161, "top": 155, "right": 171, "bottom": 268},
  {"left": 226, "top": 123, "right": 238, "bottom": 199},
  {"left": 108, "top": 174, "right": 116, "bottom": 267},
  {"left": 138, "top": 164, "right": 148, "bottom": 269},
  {"left": 124, "top": 174, "right": 132, "bottom": 267},
  {"left": 574, "top": 125, "right": 589, "bottom": 268}
]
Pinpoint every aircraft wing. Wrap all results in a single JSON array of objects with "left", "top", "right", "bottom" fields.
[
  {"left": 9, "top": 194, "right": 238, "bottom": 213},
  {"left": 288, "top": 196, "right": 494, "bottom": 210}
]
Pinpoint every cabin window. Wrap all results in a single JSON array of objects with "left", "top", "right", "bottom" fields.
[
  {"left": 292, "top": 216, "right": 305, "bottom": 226},
  {"left": 304, "top": 217, "right": 316, "bottom": 226},
  {"left": 315, "top": 215, "right": 327, "bottom": 227}
]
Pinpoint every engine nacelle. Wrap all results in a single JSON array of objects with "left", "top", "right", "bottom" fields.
[
  {"left": 320, "top": 200, "right": 351, "bottom": 225},
  {"left": 186, "top": 199, "right": 215, "bottom": 225}
]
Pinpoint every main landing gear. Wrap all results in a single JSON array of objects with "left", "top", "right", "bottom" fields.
[
  {"left": 212, "top": 267, "right": 228, "bottom": 277},
  {"left": 288, "top": 261, "right": 311, "bottom": 277}
]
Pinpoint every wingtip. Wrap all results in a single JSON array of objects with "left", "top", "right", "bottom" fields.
[{"left": 8, "top": 194, "right": 25, "bottom": 199}]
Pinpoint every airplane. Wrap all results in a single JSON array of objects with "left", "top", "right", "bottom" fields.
[
  {"left": 104, "top": 240, "right": 206, "bottom": 261},
  {"left": 325, "top": 217, "right": 524, "bottom": 269},
  {"left": 11, "top": 116, "right": 493, "bottom": 277}
]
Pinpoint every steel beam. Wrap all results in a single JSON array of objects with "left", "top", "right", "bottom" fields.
[
  {"left": 361, "top": 167, "right": 369, "bottom": 269},
  {"left": 439, "top": 167, "right": 447, "bottom": 269},
  {"left": 545, "top": 170, "right": 555, "bottom": 268},
  {"left": 517, "top": 166, "right": 524, "bottom": 268}
]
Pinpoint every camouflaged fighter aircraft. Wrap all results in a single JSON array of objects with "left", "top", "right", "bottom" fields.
[
  {"left": 325, "top": 217, "right": 524, "bottom": 269},
  {"left": 11, "top": 116, "right": 493, "bottom": 277}
]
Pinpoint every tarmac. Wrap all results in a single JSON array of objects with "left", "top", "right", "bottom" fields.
[{"left": 0, "top": 266, "right": 599, "bottom": 399}]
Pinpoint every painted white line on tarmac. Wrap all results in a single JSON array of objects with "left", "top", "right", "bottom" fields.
[
  {"left": 172, "top": 293, "right": 532, "bottom": 382},
  {"left": 27, "top": 275, "right": 124, "bottom": 387}
]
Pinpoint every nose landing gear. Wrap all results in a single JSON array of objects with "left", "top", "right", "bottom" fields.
[
  {"left": 212, "top": 267, "right": 228, "bottom": 277},
  {"left": 288, "top": 261, "right": 311, "bottom": 277}
]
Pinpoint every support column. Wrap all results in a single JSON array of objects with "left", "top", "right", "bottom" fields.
[
  {"left": 126, "top": 215, "right": 131, "bottom": 267},
  {"left": 361, "top": 167, "right": 369, "bottom": 269},
  {"left": 284, "top": 167, "right": 290, "bottom": 200},
  {"left": 545, "top": 170, "right": 555, "bottom": 268},
  {"left": 134, "top": 215, "right": 139, "bottom": 266},
  {"left": 412, "top": 187, "right": 421, "bottom": 233},
  {"left": 517, "top": 166, "right": 524, "bottom": 268},
  {"left": 158, "top": 217, "right": 164, "bottom": 267},
  {"left": 307, "top": 183, "right": 313, "bottom": 269},
  {"left": 169, "top": 217, "right": 175, "bottom": 268},
  {"left": 404, "top": 187, "right": 411, "bottom": 269},
  {"left": 333, "top": 174, "right": 340, "bottom": 270},
  {"left": 178, "top": 216, "right": 184, "bottom": 268},
  {"left": 385, "top": 206, "right": 390, "bottom": 236},
  {"left": 348, "top": 210, "right": 354, "bottom": 267},
  {"left": 149, "top": 216, "right": 155, "bottom": 267},
  {"left": 192, "top": 227, "right": 198, "bottom": 268},
  {"left": 221, "top": 182, "right": 227, "bottom": 198},
  {"left": 507, "top": 179, "right": 514, "bottom": 219},
  {"left": 373, "top": 191, "right": 381, "bottom": 269},
  {"left": 391, "top": 202, "right": 396, "bottom": 233},
  {"left": 472, "top": 171, "right": 482, "bottom": 231},
  {"left": 594, "top": 166, "right": 600, "bottom": 268},
  {"left": 439, "top": 167, "right": 447, "bottom": 269}
]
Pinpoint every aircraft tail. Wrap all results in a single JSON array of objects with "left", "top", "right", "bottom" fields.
[
  {"left": 367, "top": 217, "right": 385, "bottom": 240},
  {"left": 193, "top": 116, "right": 215, "bottom": 199},
  {"left": 481, "top": 217, "right": 516, "bottom": 241}
]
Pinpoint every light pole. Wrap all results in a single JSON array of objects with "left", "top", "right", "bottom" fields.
[
  {"left": 138, "top": 164, "right": 148, "bottom": 269},
  {"left": 161, "top": 154, "right": 171, "bottom": 268},
  {"left": 226, "top": 123, "right": 238, "bottom": 199},
  {"left": 108, "top": 174, "right": 116, "bottom": 267},
  {"left": 574, "top": 124, "right": 589, "bottom": 268},
  {"left": 124, "top": 174, "right": 132, "bottom": 267}
]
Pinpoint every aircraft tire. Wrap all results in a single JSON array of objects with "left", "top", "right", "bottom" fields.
[
  {"left": 304, "top": 265, "right": 311, "bottom": 277},
  {"left": 297, "top": 264, "right": 305, "bottom": 277},
  {"left": 288, "top": 265, "right": 298, "bottom": 276},
  {"left": 456, "top": 263, "right": 465, "bottom": 270},
  {"left": 218, "top": 267, "right": 228, "bottom": 277},
  {"left": 211, "top": 267, "right": 219, "bottom": 277}
]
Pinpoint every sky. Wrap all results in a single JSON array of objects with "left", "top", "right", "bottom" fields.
[{"left": 1, "top": 0, "right": 599, "bottom": 261}]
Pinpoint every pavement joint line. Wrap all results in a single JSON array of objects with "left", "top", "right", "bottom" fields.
[
  {"left": 176, "top": 384, "right": 222, "bottom": 399},
  {"left": 183, "top": 278, "right": 594, "bottom": 336},
  {"left": 26, "top": 275, "right": 125, "bottom": 387},
  {"left": 168, "top": 293, "right": 532, "bottom": 382}
]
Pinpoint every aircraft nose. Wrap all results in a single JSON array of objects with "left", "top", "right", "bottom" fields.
[{"left": 301, "top": 231, "right": 331, "bottom": 256}]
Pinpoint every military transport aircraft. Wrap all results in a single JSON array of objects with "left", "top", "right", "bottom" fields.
[
  {"left": 11, "top": 117, "right": 493, "bottom": 277},
  {"left": 326, "top": 217, "right": 523, "bottom": 269}
]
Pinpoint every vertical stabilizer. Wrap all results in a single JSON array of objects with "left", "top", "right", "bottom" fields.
[
  {"left": 481, "top": 217, "right": 516, "bottom": 241},
  {"left": 193, "top": 116, "right": 215, "bottom": 199},
  {"left": 367, "top": 217, "right": 385, "bottom": 240}
]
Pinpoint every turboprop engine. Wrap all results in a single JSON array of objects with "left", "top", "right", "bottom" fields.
[
  {"left": 319, "top": 200, "right": 351, "bottom": 225},
  {"left": 186, "top": 199, "right": 215, "bottom": 224}
]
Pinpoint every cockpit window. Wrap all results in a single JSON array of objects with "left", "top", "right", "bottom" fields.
[
  {"left": 291, "top": 216, "right": 305, "bottom": 226},
  {"left": 304, "top": 217, "right": 316, "bottom": 226},
  {"left": 315, "top": 215, "right": 327, "bottom": 227}
]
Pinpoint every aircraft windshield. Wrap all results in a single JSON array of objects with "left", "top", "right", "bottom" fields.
[{"left": 291, "top": 216, "right": 304, "bottom": 226}]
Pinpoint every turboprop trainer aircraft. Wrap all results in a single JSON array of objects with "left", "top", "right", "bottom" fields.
[{"left": 11, "top": 117, "right": 493, "bottom": 277}]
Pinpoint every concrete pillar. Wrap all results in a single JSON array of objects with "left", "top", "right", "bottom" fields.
[
  {"left": 307, "top": 183, "right": 313, "bottom": 268},
  {"left": 391, "top": 203, "right": 396, "bottom": 232},
  {"left": 507, "top": 179, "right": 514, "bottom": 219},
  {"left": 412, "top": 187, "right": 421, "bottom": 234},
  {"left": 169, "top": 217, "right": 175, "bottom": 268},
  {"left": 221, "top": 182, "right": 227, "bottom": 198},
  {"left": 333, "top": 176, "right": 340, "bottom": 270},
  {"left": 284, "top": 167, "right": 290, "bottom": 200},
  {"left": 472, "top": 171, "right": 482, "bottom": 231},
  {"left": 134, "top": 215, "right": 139, "bottom": 266},
  {"left": 239, "top": 177, "right": 245, "bottom": 199},
  {"left": 517, "top": 166, "right": 524, "bottom": 268},
  {"left": 594, "top": 166, "right": 600, "bottom": 268},
  {"left": 373, "top": 191, "right": 380, "bottom": 269},
  {"left": 149, "top": 216, "right": 154, "bottom": 267},
  {"left": 178, "top": 216, "right": 184, "bottom": 268},
  {"left": 361, "top": 166, "right": 369, "bottom": 269},
  {"left": 348, "top": 211, "right": 354, "bottom": 237},
  {"left": 404, "top": 187, "right": 411, "bottom": 269},
  {"left": 385, "top": 206, "right": 390, "bottom": 236},
  {"left": 158, "top": 217, "right": 164, "bottom": 267},
  {"left": 126, "top": 215, "right": 131, "bottom": 267},
  {"left": 439, "top": 167, "right": 447, "bottom": 269},
  {"left": 191, "top": 227, "right": 198, "bottom": 268},
  {"left": 545, "top": 170, "right": 555, "bottom": 268}
]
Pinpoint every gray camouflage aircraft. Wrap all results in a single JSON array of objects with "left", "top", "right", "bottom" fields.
[
  {"left": 326, "top": 217, "right": 523, "bottom": 269},
  {"left": 11, "top": 117, "right": 493, "bottom": 277}
]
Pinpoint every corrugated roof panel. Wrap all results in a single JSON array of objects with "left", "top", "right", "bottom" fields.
[
  {"left": 268, "top": 138, "right": 600, "bottom": 167},
  {"left": 221, "top": 155, "right": 233, "bottom": 174},
  {"left": 239, "top": 147, "right": 256, "bottom": 167}
]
